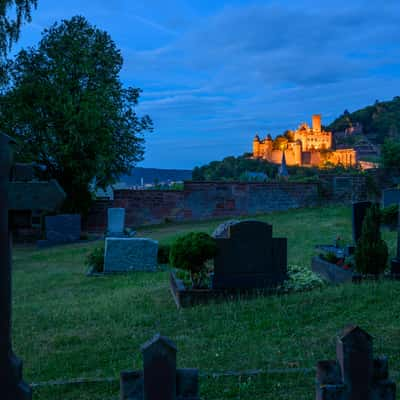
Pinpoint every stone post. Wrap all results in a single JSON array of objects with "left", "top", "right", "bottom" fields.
[
  {"left": 120, "top": 334, "right": 199, "bottom": 400},
  {"left": 0, "top": 133, "right": 31, "bottom": 399},
  {"left": 316, "top": 325, "right": 396, "bottom": 399}
]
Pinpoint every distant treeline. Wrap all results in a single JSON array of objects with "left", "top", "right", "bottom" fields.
[{"left": 192, "top": 154, "right": 361, "bottom": 182}]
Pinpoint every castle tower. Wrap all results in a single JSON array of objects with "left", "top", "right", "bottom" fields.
[
  {"left": 294, "top": 140, "right": 302, "bottom": 165},
  {"left": 264, "top": 135, "right": 273, "bottom": 159},
  {"left": 253, "top": 134, "right": 261, "bottom": 158},
  {"left": 312, "top": 114, "right": 322, "bottom": 132}
]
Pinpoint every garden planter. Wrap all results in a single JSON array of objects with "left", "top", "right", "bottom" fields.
[
  {"left": 311, "top": 256, "right": 354, "bottom": 284},
  {"left": 169, "top": 271, "right": 275, "bottom": 308}
]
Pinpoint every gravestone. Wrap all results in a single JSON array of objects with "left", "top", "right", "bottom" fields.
[
  {"left": 120, "top": 334, "right": 199, "bottom": 400},
  {"left": 107, "top": 207, "right": 125, "bottom": 236},
  {"left": 1, "top": 133, "right": 65, "bottom": 399},
  {"left": 213, "top": 220, "right": 287, "bottom": 289},
  {"left": 391, "top": 203, "right": 400, "bottom": 274},
  {"left": 382, "top": 189, "right": 400, "bottom": 208},
  {"left": 316, "top": 325, "right": 396, "bottom": 399},
  {"left": 104, "top": 237, "right": 158, "bottom": 272},
  {"left": 37, "top": 214, "right": 81, "bottom": 247},
  {"left": 352, "top": 201, "right": 372, "bottom": 244}
]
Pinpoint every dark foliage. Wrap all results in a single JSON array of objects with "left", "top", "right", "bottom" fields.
[
  {"left": 157, "top": 243, "right": 171, "bottom": 264},
  {"left": 329, "top": 96, "right": 400, "bottom": 145}
]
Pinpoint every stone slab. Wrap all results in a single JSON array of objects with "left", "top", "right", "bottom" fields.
[
  {"left": 104, "top": 237, "right": 158, "bottom": 272},
  {"left": 311, "top": 256, "right": 354, "bottom": 284}
]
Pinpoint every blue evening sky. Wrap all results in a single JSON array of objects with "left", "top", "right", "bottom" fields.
[{"left": 14, "top": 0, "right": 400, "bottom": 169}]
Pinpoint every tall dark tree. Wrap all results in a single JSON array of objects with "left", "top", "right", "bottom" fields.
[{"left": 0, "top": 16, "right": 153, "bottom": 213}]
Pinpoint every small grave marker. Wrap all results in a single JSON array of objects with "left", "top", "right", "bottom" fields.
[
  {"left": 120, "top": 334, "right": 199, "bottom": 400},
  {"left": 107, "top": 207, "right": 125, "bottom": 236},
  {"left": 316, "top": 325, "right": 396, "bottom": 399}
]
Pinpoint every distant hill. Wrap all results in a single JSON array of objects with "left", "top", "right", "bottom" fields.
[
  {"left": 120, "top": 167, "right": 192, "bottom": 186},
  {"left": 328, "top": 96, "right": 400, "bottom": 145}
]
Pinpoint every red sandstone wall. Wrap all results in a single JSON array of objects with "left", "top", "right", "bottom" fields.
[{"left": 85, "top": 182, "right": 320, "bottom": 232}]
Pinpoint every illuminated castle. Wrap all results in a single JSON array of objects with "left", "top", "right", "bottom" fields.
[{"left": 252, "top": 114, "right": 356, "bottom": 167}]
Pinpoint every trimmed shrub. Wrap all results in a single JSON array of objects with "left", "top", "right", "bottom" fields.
[
  {"left": 355, "top": 204, "right": 388, "bottom": 275},
  {"left": 157, "top": 243, "right": 171, "bottom": 265},
  {"left": 169, "top": 232, "right": 217, "bottom": 288},
  {"left": 85, "top": 244, "right": 105, "bottom": 273}
]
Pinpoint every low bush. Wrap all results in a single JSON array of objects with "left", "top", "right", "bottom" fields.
[
  {"left": 281, "top": 265, "right": 325, "bottom": 292},
  {"left": 169, "top": 232, "right": 217, "bottom": 288},
  {"left": 85, "top": 244, "right": 105, "bottom": 273}
]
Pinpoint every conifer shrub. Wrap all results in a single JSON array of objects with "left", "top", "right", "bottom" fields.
[
  {"left": 381, "top": 204, "right": 399, "bottom": 228},
  {"left": 355, "top": 204, "right": 388, "bottom": 275},
  {"left": 85, "top": 244, "right": 105, "bottom": 273},
  {"left": 157, "top": 243, "right": 171, "bottom": 264},
  {"left": 169, "top": 232, "right": 217, "bottom": 288}
]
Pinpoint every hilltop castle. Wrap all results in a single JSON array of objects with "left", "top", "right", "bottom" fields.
[{"left": 252, "top": 114, "right": 356, "bottom": 167}]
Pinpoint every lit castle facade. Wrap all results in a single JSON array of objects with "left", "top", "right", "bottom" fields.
[{"left": 252, "top": 114, "right": 356, "bottom": 167}]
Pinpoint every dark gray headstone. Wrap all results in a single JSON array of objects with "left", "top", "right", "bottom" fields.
[
  {"left": 45, "top": 214, "right": 81, "bottom": 243},
  {"left": 213, "top": 220, "right": 287, "bottom": 289},
  {"left": 352, "top": 201, "right": 372, "bottom": 244},
  {"left": 316, "top": 326, "right": 396, "bottom": 399},
  {"left": 382, "top": 189, "right": 400, "bottom": 208}
]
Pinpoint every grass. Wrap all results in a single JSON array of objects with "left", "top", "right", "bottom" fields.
[{"left": 12, "top": 205, "right": 400, "bottom": 399}]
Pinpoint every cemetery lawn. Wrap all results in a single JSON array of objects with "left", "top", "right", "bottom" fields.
[{"left": 12, "top": 205, "right": 399, "bottom": 400}]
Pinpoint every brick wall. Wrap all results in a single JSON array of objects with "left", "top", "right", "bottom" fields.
[
  {"left": 85, "top": 182, "right": 319, "bottom": 232},
  {"left": 113, "top": 189, "right": 185, "bottom": 227},
  {"left": 182, "top": 181, "right": 319, "bottom": 220}
]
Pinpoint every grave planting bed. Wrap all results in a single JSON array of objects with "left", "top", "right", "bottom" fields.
[{"left": 11, "top": 206, "right": 399, "bottom": 400}]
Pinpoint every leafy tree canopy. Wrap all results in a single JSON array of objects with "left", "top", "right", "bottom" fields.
[
  {"left": 0, "top": 0, "right": 37, "bottom": 55},
  {"left": 0, "top": 0, "right": 37, "bottom": 83},
  {"left": 0, "top": 15, "right": 153, "bottom": 214}
]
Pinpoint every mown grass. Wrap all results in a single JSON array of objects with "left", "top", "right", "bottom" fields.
[{"left": 12, "top": 205, "right": 400, "bottom": 399}]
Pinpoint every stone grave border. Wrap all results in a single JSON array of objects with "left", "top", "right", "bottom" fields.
[{"left": 170, "top": 271, "right": 280, "bottom": 308}]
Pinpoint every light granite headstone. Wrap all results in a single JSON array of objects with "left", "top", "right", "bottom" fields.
[
  {"left": 104, "top": 238, "right": 158, "bottom": 272},
  {"left": 107, "top": 208, "right": 125, "bottom": 235}
]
